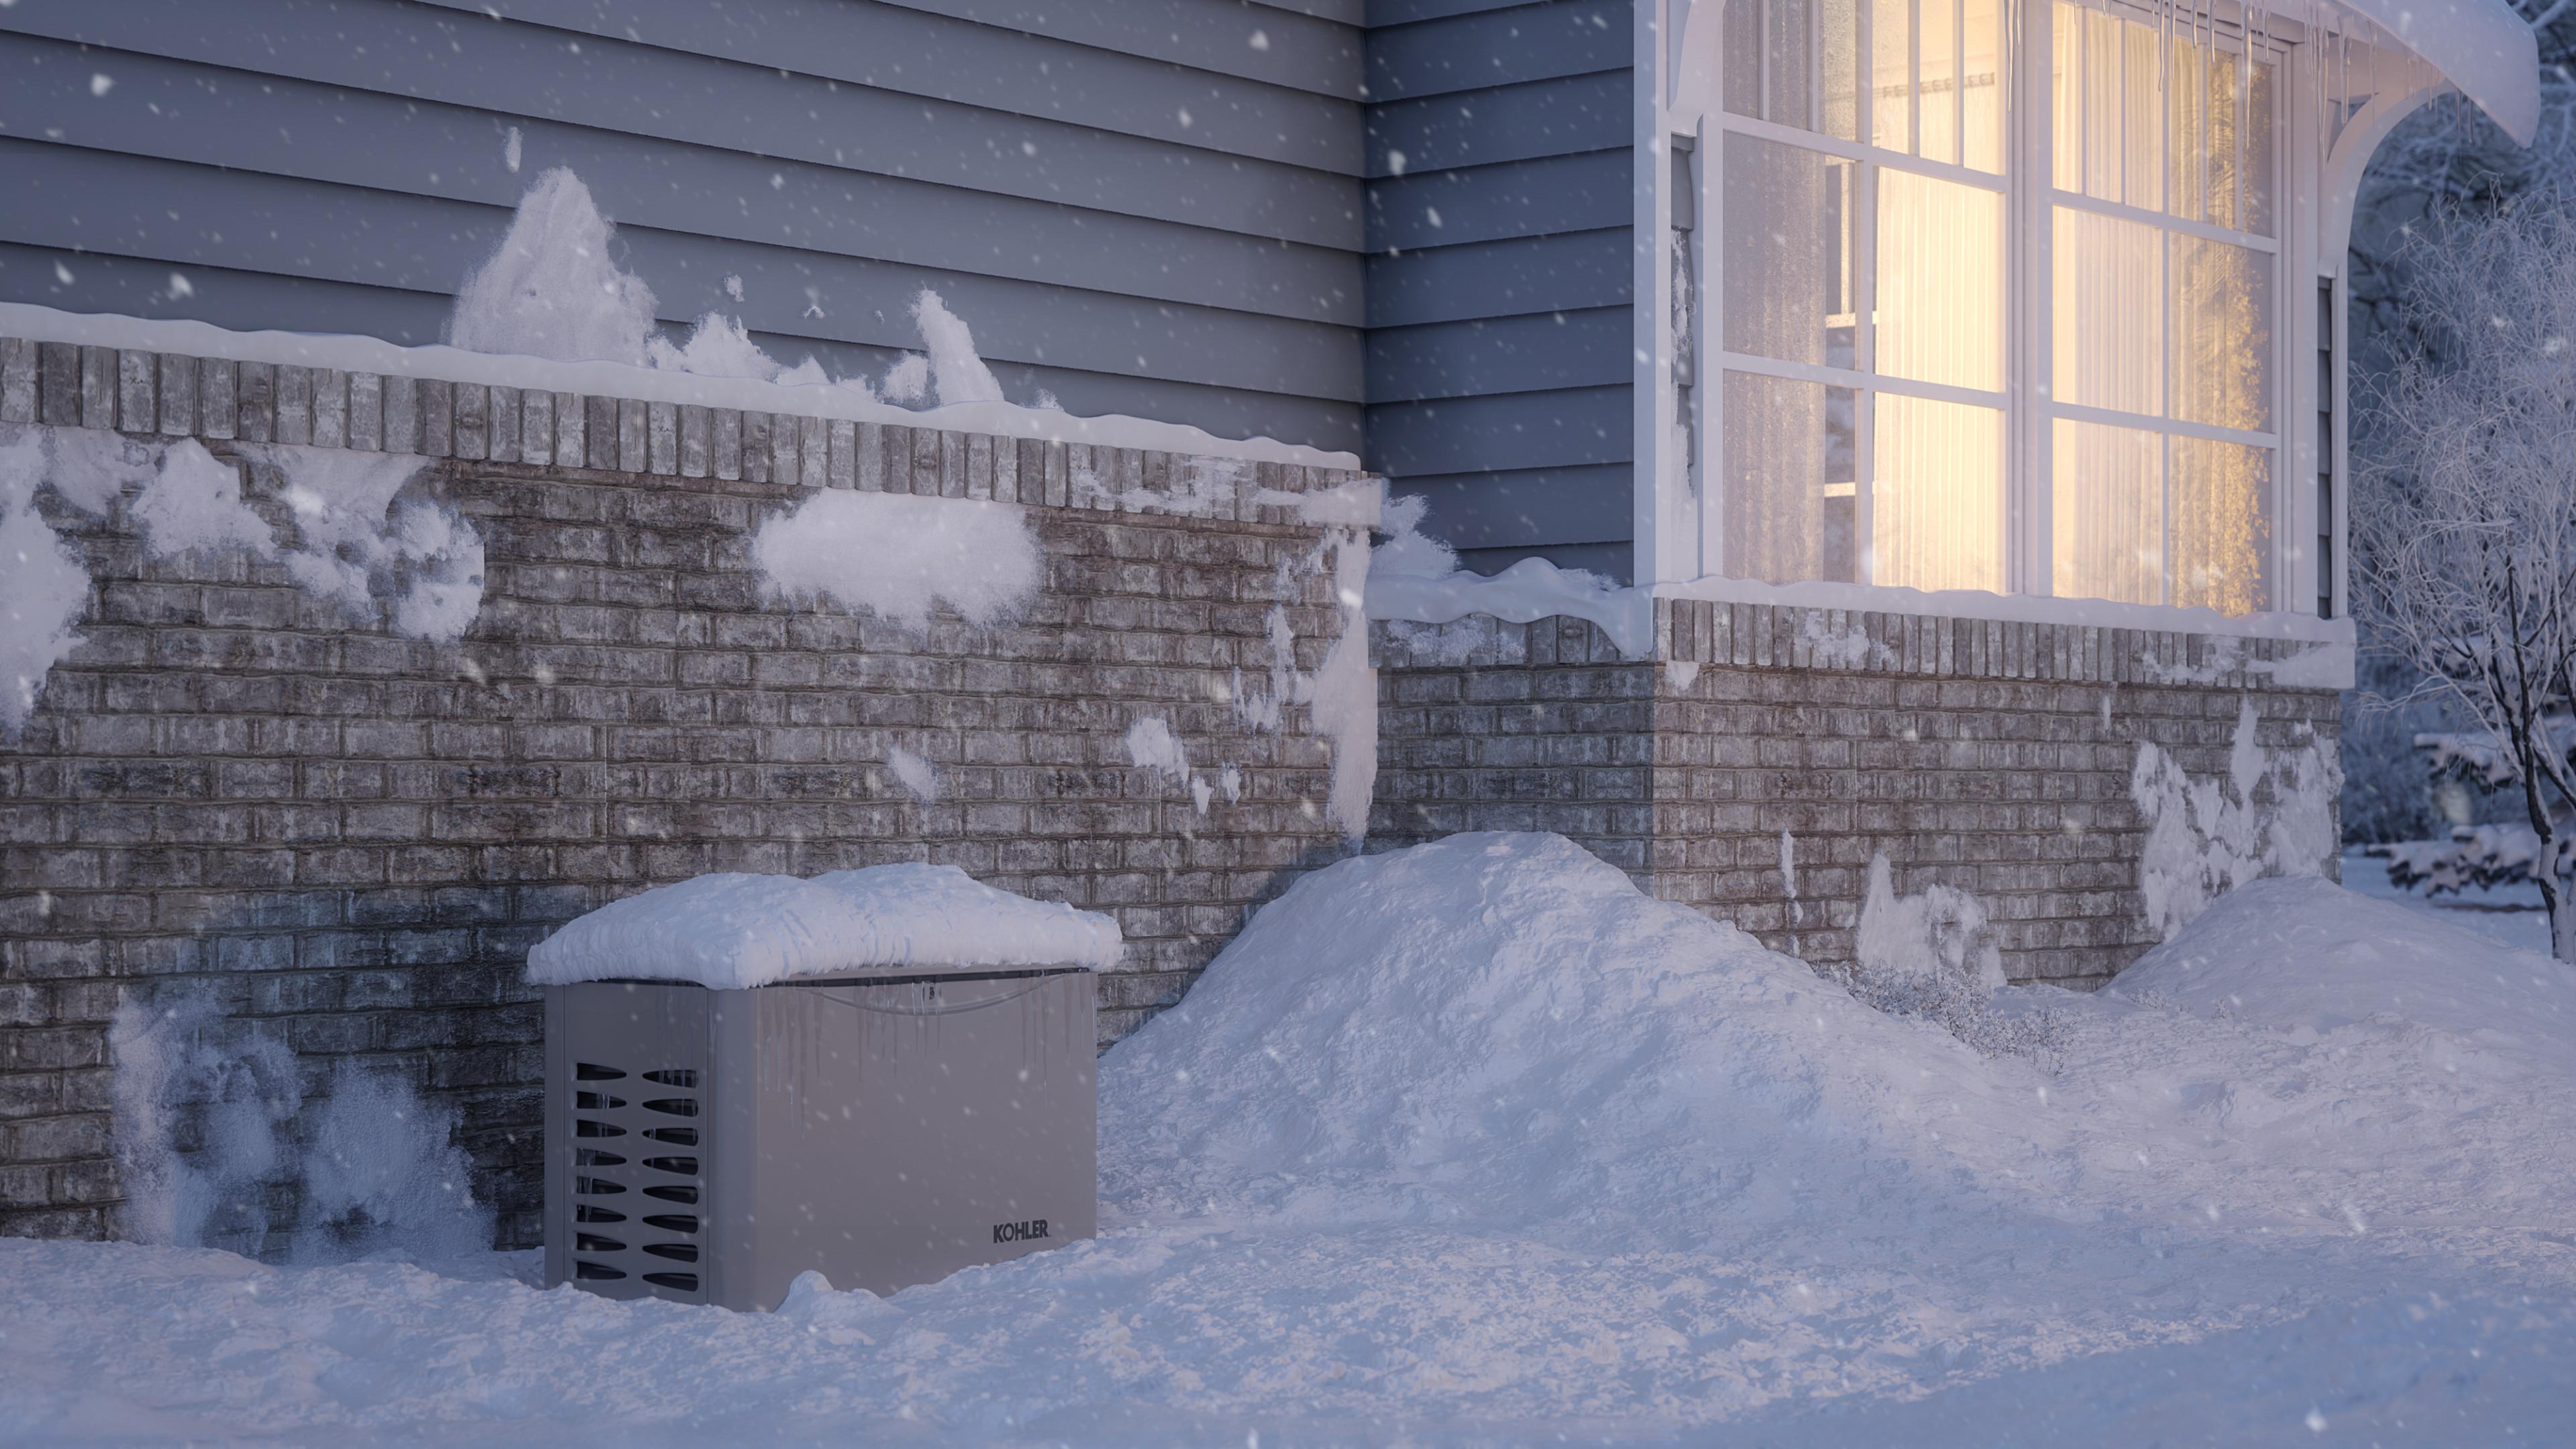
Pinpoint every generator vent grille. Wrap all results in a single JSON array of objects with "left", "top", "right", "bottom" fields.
[{"left": 568, "top": 1061, "right": 705, "bottom": 1299}]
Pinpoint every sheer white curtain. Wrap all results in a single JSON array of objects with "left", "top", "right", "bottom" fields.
[
  {"left": 1719, "top": 0, "right": 2006, "bottom": 594},
  {"left": 2046, "top": 0, "right": 2277, "bottom": 614},
  {"left": 2052, "top": 419, "right": 2161, "bottom": 604},
  {"left": 1880, "top": 396, "right": 2004, "bottom": 592}
]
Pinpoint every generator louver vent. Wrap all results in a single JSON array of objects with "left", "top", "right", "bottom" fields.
[{"left": 564, "top": 1059, "right": 705, "bottom": 1302}]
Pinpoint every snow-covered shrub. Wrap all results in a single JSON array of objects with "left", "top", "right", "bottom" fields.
[
  {"left": 109, "top": 991, "right": 492, "bottom": 1261},
  {"left": 1834, "top": 855, "right": 2068, "bottom": 1070},
  {"left": 2352, "top": 184, "right": 2576, "bottom": 960}
]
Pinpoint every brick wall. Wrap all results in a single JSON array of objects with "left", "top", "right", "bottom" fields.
[
  {"left": 1372, "top": 606, "right": 2343, "bottom": 987},
  {"left": 0, "top": 335, "right": 1370, "bottom": 1248}
]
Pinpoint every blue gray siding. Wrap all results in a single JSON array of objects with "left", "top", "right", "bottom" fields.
[
  {"left": 0, "top": 0, "right": 1646, "bottom": 542},
  {"left": 0, "top": 0, "right": 1368, "bottom": 451},
  {"left": 1362, "top": 0, "right": 1635, "bottom": 580}
]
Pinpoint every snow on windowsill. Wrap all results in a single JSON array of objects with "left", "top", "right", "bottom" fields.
[
  {"left": 1370, "top": 553, "right": 2356, "bottom": 684},
  {"left": 0, "top": 302, "right": 1361, "bottom": 474}
]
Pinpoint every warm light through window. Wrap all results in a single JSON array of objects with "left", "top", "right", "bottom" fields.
[{"left": 1714, "top": 0, "right": 2279, "bottom": 614}]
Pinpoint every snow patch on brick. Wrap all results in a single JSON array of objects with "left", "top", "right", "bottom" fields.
[
  {"left": 2132, "top": 698, "right": 2343, "bottom": 941},
  {"left": 753, "top": 489, "right": 1038, "bottom": 630}
]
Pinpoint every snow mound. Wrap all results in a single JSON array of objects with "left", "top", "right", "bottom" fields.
[
  {"left": 1102, "top": 833, "right": 2014, "bottom": 1244},
  {"left": 2114, "top": 873, "right": 2576, "bottom": 1055},
  {"left": 527, "top": 864, "right": 1122, "bottom": 989},
  {"left": 448, "top": 168, "right": 659, "bottom": 366},
  {"left": 1366, "top": 495, "right": 1653, "bottom": 657}
]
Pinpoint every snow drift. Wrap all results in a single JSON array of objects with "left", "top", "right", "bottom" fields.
[
  {"left": 525, "top": 864, "right": 1123, "bottom": 989},
  {"left": 1102, "top": 833, "right": 2021, "bottom": 1244},
  {"left": 28, "top": 832, "right": 2576, "bottom": 1444}
]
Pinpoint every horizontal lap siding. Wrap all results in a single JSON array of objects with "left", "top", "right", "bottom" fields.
[
  {"left": 0, "top": 0, "right": 1367, "bottom": 451},
  {"left": 1362, "top": 0, "right": 1635, "bottom": 580}
]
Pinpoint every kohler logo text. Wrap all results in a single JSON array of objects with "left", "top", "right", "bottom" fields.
[{"left": 992, "top": 1219, "right": 1050, "bottom": 1244}]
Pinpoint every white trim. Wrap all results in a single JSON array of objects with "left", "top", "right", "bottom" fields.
[
  {"left": 1718, "top": 111, "right": 2012, "bottom": 189},
  {"left": 0, "top": 302, "right": 1362, "bottom": 472},
  {"left": 2326, "top": 0, "right": 2538, "bottom": 144},
  {"left": 1719, "top": 352, "right": 2008, "bottom": 411},
  {"left": 2049, "top": 187, "right": 2284, "bottom": 250},
  {"left": 2049, "top": 399, "right": 2277, "bottom": 447},
  {"left": 1369, "top": 557, "right": 2357, "bottom": 660},
  {"left": 1638, "top": 1, "right": 1680, "bottom": 584},
  {"left": 2318, "top": 70, "right": 2448, "bottom": 265}
]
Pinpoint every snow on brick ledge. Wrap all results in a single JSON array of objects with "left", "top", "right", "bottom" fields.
[
  {"left": 525, "top": 866, "right": 1124, "bottom": 990},
  {"left": 0, "top": 317, "right": 1379, "bottom": 533},
  {"left": 1369, "top": 602, "right": 2353, "bottom": 692}
]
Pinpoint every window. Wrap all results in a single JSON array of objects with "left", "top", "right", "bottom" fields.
[
  {"left": 1711, "top": 0, "right": 2284, "bottom": 615},
  {"left": 2047, "top": 1, "right": 2277, "bottom": 613},
  {"left": 1719, "top": 0, "right": 2009, "bottom": 594}
]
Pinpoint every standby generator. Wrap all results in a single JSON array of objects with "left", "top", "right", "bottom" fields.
[{"left": 543, "top": 966, "right": 1096, "bottom": 1311}]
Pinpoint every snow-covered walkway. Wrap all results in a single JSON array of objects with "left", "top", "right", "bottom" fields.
[{"left": 5, "top": 835, "right": 2573, "bottom": 1446}]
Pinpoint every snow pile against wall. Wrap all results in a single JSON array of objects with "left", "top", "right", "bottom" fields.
[
  {"left": 1844, "top": 856, "right": 2063, "bottom": 1064},
  {"left": 245, "top": 445, "right": 486, "bottom": 643},
  {"left": 525, "top": 865, "right": 1123, "bottom": 989},
  {"left": 751, "top": 489, "right": 1039, "bottom": 631},
  {"left": 18, "top": 834, "right": 2576, "bottom": 1442},
  {"left": 1106, "top": 828, "right": 2576, "bottom": 1245},
  {"left": 447, "top": 170, "right": 661, "bottom": 369},
  {"left": 2118, "top": 874, "right": 2573, "bottom": 1064},
  {"left": 2133, "top": 699, "right": 2343, "bottom": 940},
  {"left": 444, "top": 170, "right": 1191, "bottom": 458},
  {"left": 109, "top": 993, "right": 491, "bottom": 1261},
  {"left": 1366, "top": 496, "right": 1656, "bottom": 657},
  {"left": 1101, "top": 832, "right": 2015, "bottom": 1241}
]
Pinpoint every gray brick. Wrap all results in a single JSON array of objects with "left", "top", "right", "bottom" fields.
[{"left": 0, "top": 337, "right": 35, "bottom": 424}]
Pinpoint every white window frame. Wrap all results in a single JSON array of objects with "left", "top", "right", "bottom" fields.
[
  {"left": 1656, "top": 0, "right": 2400, "bottom": 627},
  {"left": 2026, "top": 0, "right": 2292, "bottom": 612}
]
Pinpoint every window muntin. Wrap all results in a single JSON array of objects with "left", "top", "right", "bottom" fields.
[{"left": 1712, "top": 0, "right": 2284, "bottom": 615}]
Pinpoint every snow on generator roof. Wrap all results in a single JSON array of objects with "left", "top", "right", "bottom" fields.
[{"left": 524, "top": 865, "right": 1122, "bottom": 989}]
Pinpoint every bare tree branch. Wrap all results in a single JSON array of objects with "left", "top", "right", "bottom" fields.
[{"left": 2355, "top": 186, "right": 2576, "bottom": 961}]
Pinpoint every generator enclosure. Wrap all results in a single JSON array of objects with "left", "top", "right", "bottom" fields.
[{"left": 543, "top": 967, "right": 1096, "bottom": 1311}]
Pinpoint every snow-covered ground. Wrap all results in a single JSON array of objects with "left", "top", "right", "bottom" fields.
[
  {"left": 6, "top": 833, "right": 2574, "bottom": 1446},
  {"left": 2342, "top": 845, "right": 2557, "bottom": 955}
]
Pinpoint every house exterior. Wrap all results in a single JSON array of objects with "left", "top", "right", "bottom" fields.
[{"left": 0, "top": 1, "right": 2540, "bottom": 1248}]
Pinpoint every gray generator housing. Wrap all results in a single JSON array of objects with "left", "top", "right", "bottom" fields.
[{"left": 543, "top": 968, "right": 1096, "bottom": 1311}]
